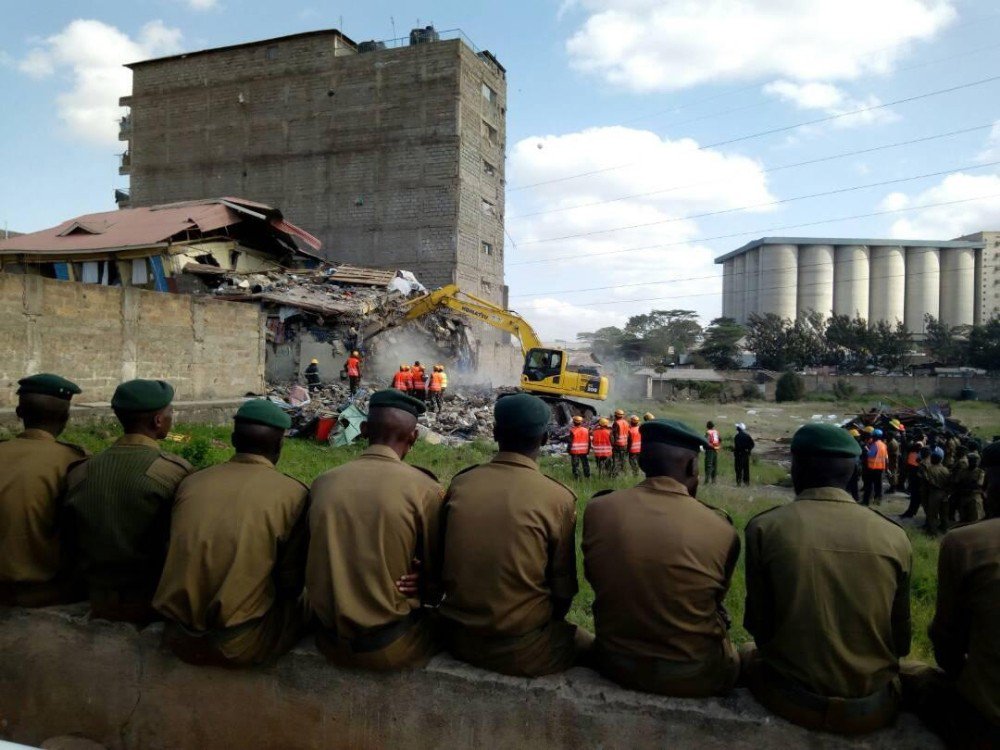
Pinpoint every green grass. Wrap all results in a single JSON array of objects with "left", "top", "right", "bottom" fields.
[{"left": 49, "top": 404, "right": 962, "bottom": 664}]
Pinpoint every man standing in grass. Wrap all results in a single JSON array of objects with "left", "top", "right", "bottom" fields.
[{"left": 704, "top": 421, "right": 721, "bottom": 484}]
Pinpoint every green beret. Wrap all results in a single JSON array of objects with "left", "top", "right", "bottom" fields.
[
  {"left": 791, "top": 423, "right": 861, "bottom": 457},
  {"left": 17, "top": 373, "right": 81, "bottom": 400},
  {"left": 234, "top": 399, "right": 292, "bottom": 430},
  {"left": 111, "top": 379, "right": 174, "bottom": 412},
  {"left": 369, "top": 388, "right": 427, "bottom": 417},
  {"left": 494, "top": 393, "right": 551, "bottom": 437},
  {"left": 639, "top": 418, "right": 708, "bottom": 452},
  {"left": 981, "top": 440, "right": 1000, "bottom": 469}
]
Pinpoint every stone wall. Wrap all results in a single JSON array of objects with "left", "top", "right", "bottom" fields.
[
  {"left": 0, "top": 606, "right": 941, "bottom": 750},
  {"left": 803, "top": 373, "right": 1000, "bottom": 400},
  {"left": 0, "top": 274, "right": 265, "bottom": 407}
]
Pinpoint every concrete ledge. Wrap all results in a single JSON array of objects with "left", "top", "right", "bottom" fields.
[
  {"left": 0, "top": 606, "right": 942, "bottom": 749},
  {"left": 0, "top": 399, "right": 248, "bottom": 430}
]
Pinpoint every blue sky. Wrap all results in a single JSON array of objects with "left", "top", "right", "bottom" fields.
[{"left": 4, "top": 0, "right": 1000, "bottom": 339}]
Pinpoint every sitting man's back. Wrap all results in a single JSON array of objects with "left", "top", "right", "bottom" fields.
[{"left": 743, "top": 423, "right": 912, "bottom": 736}]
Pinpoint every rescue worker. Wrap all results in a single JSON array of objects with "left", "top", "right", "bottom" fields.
[
  {"left": 610, "top": 409, "right": 630, "bottom": 477},
  {"left": 154, "top": 400, "right": 309, "bottom": 667},
  {"left": 428, "top": 365, "right": 445, "bottom": 414},
  {"left": 903, "top": 506, "right": 1000, "bottom": 746},
  {"left": 733, "top": 423, "right": 754, "bottom": 486},
  {"left": 440, "top": 393, "right": 592, "bottom": 677},
  {"left": 583, "top": 419, "right": 741, "bottom": 698},
  {"left": 392, "top": 364, "right": 411, "bottom": 392},
  {"left": 64, "top": 379, "right": 192, "bottom": 623},
  {"left": 704, "top": 421, "right": 721, "bottom": 484},
  {"left": 885, "top": 431, "right": 900, "bottom": 493},
  {"left": 861, "top": 429, "right": 888, "bottom": 506},
  {"left": 438, "top": 363, "right": 449, "bottom": 399},
  {"left": 627, "top": 415, "right": 642, "bottom": 475},
  {"left": 950, "top": 452, "right": 984, "bottom": 524},
  {"left": 411, "top": 361, "right": 427, "bottom": 402},
  {"left": 944, "top": 433, "right": 960, "bottom": 469},
  {"left": 344, "top": 350, "right": 362, "bottom": 395},
  {"left": 900, "top": 439, "right": 928, "bottom": 519},
  {"left": 0, "top": 374, "right": 87, "bottom": 607},
  {"left": 567, "top": 415, "right": 591, "bottom": 480},
  {"left": 591, "top": 418, "right": 614, "bottom": 478},
  {"left": 304, "top": 358, "right": 321, "bottom": 392},
  {"left": 923, "top": 448, "right": 952, "bottom": 537},
  {"left": 742, "top": 423, "right": 913, "bottom": 735},
  {"left": 643, "top": 412, "right": 655, "bottom": 422},
  {"left": 308, "top": 389, "right": 445, "bottom": 670},
  {"left": 846, "top": 428, "right": 863, "bottom": 502}
]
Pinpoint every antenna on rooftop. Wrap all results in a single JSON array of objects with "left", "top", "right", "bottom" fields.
[{"left": 390, "top": 16, "right": 396, "bottom": 40}]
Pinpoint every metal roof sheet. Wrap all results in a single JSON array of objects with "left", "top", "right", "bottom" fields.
[{"left": 713, "top": 236, "right": 985, "bottom": 264}]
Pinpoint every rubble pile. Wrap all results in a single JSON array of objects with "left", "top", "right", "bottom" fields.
[{"left": 843, "top": 402, "right": 970, "bottom": 437}]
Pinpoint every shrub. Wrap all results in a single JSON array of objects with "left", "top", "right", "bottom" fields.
[
  {"left": 832, "top": 378, "right": 857, "bottom": 401},
  {"left": 775, "top": 371, "right": 805, "bottom": 402},
  {"left": 180, "top": 436, "right": 213, "bottom": 469}
]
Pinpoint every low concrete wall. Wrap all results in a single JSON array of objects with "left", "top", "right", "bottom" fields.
[
  {"left": 804, "top": 373, "right": 1000, "bottom": 400},
  {"left": 0, "top": 399, "right": 248, "bottom": 431},
  {"left": 0, "top": 274, "right": 266, "bottom": 407},
  {"left": 0, "top": 606, "right": 940, "bottom": 750}
]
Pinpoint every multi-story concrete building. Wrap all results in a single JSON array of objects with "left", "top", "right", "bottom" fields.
[
  {"left": 716, "top": 235, "right": 992, "bottom": 333},
  {"left": 119, "top": 28, "right": 508, "bottom": 334}
]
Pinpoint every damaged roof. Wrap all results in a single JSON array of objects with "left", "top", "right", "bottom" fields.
[{"left": 0, "top": 197, "right": 322, "bottom": 260}]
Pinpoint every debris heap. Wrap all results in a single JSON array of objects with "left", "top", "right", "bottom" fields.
[{"left": 843, "top": 402, "right": 970, "bottom": 437}]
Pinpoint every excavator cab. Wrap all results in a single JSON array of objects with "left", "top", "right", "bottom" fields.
[{"left": 522, "top": 347, "right": 608, "bottom": 400}]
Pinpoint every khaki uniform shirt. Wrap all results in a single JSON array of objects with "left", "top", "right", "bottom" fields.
[
  {"left": 745, "top": 487, "right": 912, "bottom": 698},
  {"left": 440, "top": 452, "right": 577, "bottom": 636},
  {"left": 65, "top": 434, "right": 192, "bottom": 592},
  {"left": 153, "top": 454, "right": 309, "bottom": 631},
  {"left": 0, "top": 430, "right": 87, "bottom": 583},
  {"left": 930, "top": 518, "right": 1000, "bottom": 724},
  {"left": 924, "top": 463, "right": 952, "bottom": 498},
  {"left": 306, "top": 445, "right": 444, "bottom": 639},
  {"left": 583, "top": 476, "right": 739, "bottom": 661}
]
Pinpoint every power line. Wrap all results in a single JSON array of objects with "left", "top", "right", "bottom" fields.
[
  {"left": 509, "top": 191, "right": 1000, "bottom": 267},
  {"left": 508, "top": 72, "right": 1000, "bottom": 191},
  {"left": 507, "top": 123, "right": 995, "bottom": 220},
  {"left": 516, "top": 159, "right": 1000, "bottom": 245}
]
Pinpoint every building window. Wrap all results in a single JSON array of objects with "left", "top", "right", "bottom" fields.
[
  {"left": 482, "top": 280, "right": 493, "bottom": 295},
  {"left": 481, "top": 83, "right": 498, "bottom": 105},
  {"left": 266, "top": 46, "right": 279, "bottom": 60},
  {"left": 481, "top": 198, "right": 495, "bottom": 216},
  {"left": 482, "top": 241, "right": 493, "bottom": 256},
  {"left": 483, "top": 160, "right": 496, "bottom": 176},
  {"left": 481, "top": 120, "right": 498, "bottom": 146}
]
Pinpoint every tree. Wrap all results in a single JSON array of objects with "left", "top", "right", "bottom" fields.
[
  {"left": 871, "top": 320, "right": 910, "bottom": 371},
  {"left": 745, "top": 313, "right": 790, "bottom": 371},
  {"left": 968, "top": 316, "right": 1000, "bottom": 371},
  {"left": 923, "top": 314, "right": 969, "bottom": 365},
  {"left": 577, "top": 326, "right": 628, "bottom": 361},
  {"left": 785, "top": 310, "right": 826, "bottom": 369},
  {"left": 775, "top": 371, "right": 805, "bottom": 402},
  {"left": 825, "top": 314, "right": 872, "bottom": 371},
  {"left": 623, "top": 309, "right": 703, "bottom": 362},
  {"left": 699, "top": 317, "right": 745, "bottom": 370}
]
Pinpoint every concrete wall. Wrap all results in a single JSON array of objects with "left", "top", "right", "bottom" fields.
[
  {"left": 0, "top": 606, "right": 940, "bottom": 750},
  {"left": 0, "top": 274, "right": 265, "bottom": 407},
  {"left": 801, "top": 373, "right": 1000, "bottom": 401}
]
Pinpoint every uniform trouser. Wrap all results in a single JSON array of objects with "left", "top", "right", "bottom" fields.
[
  {"left": 734, "top": 452, "right": 751, "bottom": 485},
  {"left": 595, "top": 639, "right": 739, "bottom": 698},
  {"left": 412, "top": 387, "right": 427, "bottom": 403},
  {"left": 595, "top": 456, "right": 611, "bottom": 477},
  {"left": 612, "top": 447, "right": 628, "bottom": 476},
  {"left": 0, "top": 577, "right": 84, "bottom": 608},
  {"left": 902, "top": 478, "right": 923, "bottom": 517},
  {"left": 570, "top": 454, "right": 591, "bottom": 479},
  {"left": 741, "top": 646, "right": 901, "bottom": 735},
  {"left": 429, "top": 391, "right": 443, "bottom": 412},
  {"left": 315, "top": 616, "right": 440, "bottom": 671},
  {"left": 861, "top": 469, "right": 884, "bottom": 505},
  {"left": 900, "top": 661, "right": 1000, "bottom": 749},
  {"left": 348, "top": 376, "right": 360, "bottom": 394},
  {"left": 444, "top": 618, "right": 594, "bottom": 678},
  {"left": 163, "top": 596, "right": 306, "bottom": 667},
  {"left": 704, "top": 450, "right": 718, "bottom": 483},
  {"left": 628, "top": 452, "right": 640, "bottom": 474},
  {"left": 924, "top": 490, "right": 949, "bottom": 535},
  {"left": 954, "top": 495, "right": 982, "bottom": 524}
]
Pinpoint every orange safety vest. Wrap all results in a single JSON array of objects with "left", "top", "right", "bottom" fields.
[
  {"left": 392, "top": 371, "right": 410, "bottom": 391},
  {"left": 591, "top": 428, "right": 613, "bottom": 458},
  {"left": 429, "top": 371, "right": 444, "bottom": 392},
  {"left": 440, "top": 371, "right": 448, "bottom": 389},
  {"left": 706, "top": 429, "right": 721, "bottom": 450},
  {"left": 614, "top": 419, "right": 630, "bottom": 448},
  {"left": 906, "top": 450, "right": 920, "bottom": 468},
  {"left": 346, "top": 357, "right": 361, "bottom": 377},
  {"left": 569, "top": 426, "right": 590, "bottom": 456},
  {"left": 628, "top": 425, "right": 642, "bottom": 454},
  {"left": 411, "top": 367, "right": 426, "bottom": 389},
  {"left": 866, "top": 440, "right": 888, "bottom": 470}
]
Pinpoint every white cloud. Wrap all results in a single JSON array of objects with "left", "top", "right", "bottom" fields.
[
  {"left": 880, "top": 173, "right": 1000, "bottom": 238},
  {"left": 183, "top": 0, "right": 219, "bottom": 9},
  {"left": 507, "top": 126, "right": 774, "bottom": 339},
  {"left": 565, "top": 0, "right": 956, "bottom": 93},
  {"left": 18, "top": 19, "right": 182, "bottom": 146},
  {"left": 762, "top": 80, "right": 898, "bottom": 128}
]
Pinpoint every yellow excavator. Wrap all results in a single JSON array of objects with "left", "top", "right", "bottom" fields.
[{"left": 373, "top": 284, "right": 609, "bottom": 420}]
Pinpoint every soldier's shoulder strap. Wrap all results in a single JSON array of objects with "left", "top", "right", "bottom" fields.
[
  {"left": 158, "top": 450, "right": 194, "bottom": 472},
  {"left": 745, "top": 503, "right": 783, "bottom": 527},
  {"left": 146, "top": 451, "right": 194, "bottom": 486},
  {"left": 450, "top": 463, "right": 482, "bottom": 481},
  {"left": 590, "top": 488, "right": 615, "bottom": 501},
  {"left": 698, "top": 499, "right": 734, "bottom": 525},
  {"left": 65, "top": 456, "right": 90, "bottom": 492},
  {"left": 542, "top": 473, "right": 576, "bottom": 499},
  {"left": 280, "top": 473, "right": 311, "bottom": 493},
  {"left": 58, "top": 440, "right": 89, "bottom": 458},
  {"left": 408, "top": 464, "right": 440, "bottom": 483},
  {"left": 866, "top": 506, "right": 905, "bottom": 530}
]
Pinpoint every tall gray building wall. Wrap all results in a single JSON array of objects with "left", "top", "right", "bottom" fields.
[{"left": 120, "top": 31, "right": 507, "bottom": 337}]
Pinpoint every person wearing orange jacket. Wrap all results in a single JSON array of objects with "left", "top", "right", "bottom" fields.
[
  {"left": 391, "top": 365, "right": 411, "bottom": 392},
  {"left": 704, "top": 421, "right": 721, "bottom": 484},
  {"left": 343, "top": 350, "right": 362, "bottom": 395},
  {"left": 627, "top": 415, "right": 642, "bottom": 474},
  {"left": 862, "top": 429, "right": 889, "bottom": 506},
  {"left": 591, "top": 418, "right": 613, "bottom": 478},
  {"left": 567, "top": 415, "right": 591, "bottom": 480},
  {"left": 611, "top": 409, "right": 630, "bottom": 477},
  {"left": 428, "top": 365, "right": 445, "bottom": 413},
  {"left": 410, "top": 361, "right": 427, "bottom": 402}
]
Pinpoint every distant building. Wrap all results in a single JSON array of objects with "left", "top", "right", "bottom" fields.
[
  {"left": 119, "top": 27, "right": 508, "bottom": 344},
  {"left": 715, "top": 235, "right": 991, "bottom": 334}
]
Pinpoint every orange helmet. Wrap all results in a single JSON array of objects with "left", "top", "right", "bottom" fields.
[{"left": 614, "top": 409, "right": 625, "bottom": 418}]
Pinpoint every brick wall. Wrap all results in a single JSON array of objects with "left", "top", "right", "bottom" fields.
[{"left": 0, "top": 275, "right": 265, "bottom": 407}]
